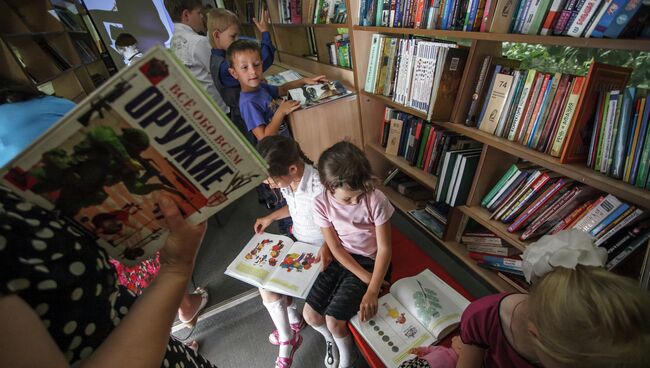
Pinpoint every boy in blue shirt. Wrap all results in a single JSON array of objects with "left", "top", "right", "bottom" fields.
[
  {"left": 226, "top": 39, "right": 326, "bottom": 141},
  {"left": 207, "top": 8, "right": 275, "bottom": 141}
]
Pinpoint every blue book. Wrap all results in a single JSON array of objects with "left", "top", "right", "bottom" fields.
[
  {"left": 466, "top": 0, "right": 480, "bottom": 31},
  {"left": 393, "top": 0, "right": 403, "bottom": 27},
  {"left": 604, "top": 0, "right": 644, "bottom": 38},
  {"left": 514, "top": 0, "right": 533, "bottom": 33},
  {"left": 611, "top": 87, "right": 636, "bottom": 179},
  {"left": 591, "top": 0, "right": 628, "bottom": 38},
  {"left": 630, "top": 96, "right": 650, "bottom": 184},
  {"left": 477, "top": 65, "right": 504, "bottom": 129},
  {"left": 376, "top": 0, "right": 385, "bottom": 26},
  {"left": 590, "top": 203, "right": 631, "bottom": 236},
  {"left": 359, "top": 0, "right": 369, "bottom": 26},
  {"left": 527, "top": 74, "right": 554, "bottom": 147},
  {"left": 477, "top": 261, "right": 525, "bottom": 276},
  {"left": 441, "top": 0, "right": 455, "bottom": 30},
  {"left": 508, "top": 0, "right": 527, "bottom": 33}
]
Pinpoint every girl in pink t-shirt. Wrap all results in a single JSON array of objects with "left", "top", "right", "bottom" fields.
[
  {"left": 457, "top": 230, "right": 650, "bottom": 368},
  {"left": 303, "top": 141, "right": 394, "bottom": 368}
]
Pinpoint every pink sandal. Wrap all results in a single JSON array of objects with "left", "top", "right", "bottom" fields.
[
  {"left": 275, "top": 332, "right": 303, "bottom": 368},
  {"left": 268, "top": 318, "right": 306, "bottom": 345}
]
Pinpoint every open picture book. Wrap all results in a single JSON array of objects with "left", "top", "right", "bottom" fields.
[
  {"left": 0, "top": 46, "right": 267, "bottom": 265},
  {"left": 350, "top": 269, "right": 470, "bottom": 368},
  {"left": 225, "top": 232, "right": 322, "bottom": 299},
  {"left": 288, "top": 80, "right": 352, "bottom": 108}
]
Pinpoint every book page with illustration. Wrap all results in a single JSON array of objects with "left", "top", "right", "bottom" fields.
[
  {"left": 0, "top": 46, "right": 267, "bottom": 265},
  {"left": 225, "top": 233, "right": 322, "bottom": 298}
]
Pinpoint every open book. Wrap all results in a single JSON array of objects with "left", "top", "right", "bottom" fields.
[
  {"left": 288, "top": 80, "right": 352, "bottom": 108},
  {"left": 225, "top": 233, "right": 322, "bottom": 298},
  {"left": 266, "top": 69, "right": 302, "bottom": 86},
  {"left": 350, "top": 269, "right": 470, "bottom": 368},
  {"left": 0, "top": 46, "right": 267, "bottom": 265}
]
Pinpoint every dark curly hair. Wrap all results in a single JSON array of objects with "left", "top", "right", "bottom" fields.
[{"left": 257, "top": 135, "right": 313, "bottom": 177}]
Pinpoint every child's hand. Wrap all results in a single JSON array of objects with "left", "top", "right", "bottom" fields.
[
  {"left": 315, "top": 244, "right": 333, "bottom": 271},
  {"left": 409, "top": 346, "right": 436, "bottom": 357},
  {"left": 303, "top": 75, "right": 328, "bottom": 85},
  {"left": 253, "top": 9, "right": 270, "bottom": 33},
  {"left": 277, "top": 99, "right": 301, "bottom": 117},
  {"left": 360, "top": 289, "right": 379, "bottom": 322},
  {"left": 253, "top": 216, "right": 273, "bottom": 234}
]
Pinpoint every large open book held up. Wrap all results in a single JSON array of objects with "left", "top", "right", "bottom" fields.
[
  {"left": 0, "top": 46, "right": 267, "bottom": 265},
  {"left": 350, "top": 269, "right": 470, "bottom": 368},
  {"left": 225, "top": 233, "right": 322, "bottom": 298}
]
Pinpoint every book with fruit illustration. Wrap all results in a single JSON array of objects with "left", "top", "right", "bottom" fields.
[{"left": 350, "top": 269, "right": 470, "bottom": 367}]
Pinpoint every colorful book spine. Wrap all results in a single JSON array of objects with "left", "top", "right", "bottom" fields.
[
  {"left": 467, "top": 244, "right": 519, "bottom": 256},
  {"left": 566, "top": 0, "right": 602, "bottom": 37},
  {"left": 481, "top": 164, "right": 519, "bottom": 207},
  {"left": 590, "top": 0, "right": 627, "bottom": 38},
  {"left": 540, "top": 0, "right": 568, "bottom": 35},
  {"left": 571, "top": 193, "right": 622, "bottom": 232},
  {"left": 549, "top": 76, "right": 584, "bottom": 157},
  {"left": 590, "top": 202, "right": 631, "bottom": 236},
  {"left": 603, "top": 0, "right": 644, "bottom": 38},
  {"left": 611, "top": 87, "right": 636, "bottom": 179},
  {"left": 508, "top": 178, "right": 571, "bottom": 232},
  {"left": 595, "top": 208, "right": 644, "bottom": 246},
  {"left": 630, "top": 97, "right": 650, "bottom": 184},
  {"left": 552, "top": 0, "right": 578, "bottom": 34}
]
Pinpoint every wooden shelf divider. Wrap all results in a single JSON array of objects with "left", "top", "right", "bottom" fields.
[
  {"left": 457, "top": 205, "right": 528, "bottom": 251},
  {"left": 359, "top": 90, "right": 428, "bottom": 120},
  {"left": 353, "top": 26, "right": 650, "bottom": 51}
]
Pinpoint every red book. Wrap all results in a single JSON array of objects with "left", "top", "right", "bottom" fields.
[
  {"left": 290, "top": 0, "right": 302, "bottom": 24},
  {"left": 536, "top": 74, "right": 572, "bottom": 152},
  {"left": 421, "top": 127, "right": 437, "bottom": 170},
  {"left": 521, "top": 185, "right": 598, "bottom": 240},
  {"left": 548, "top": 198, "right": 594, "bottom": 235},
  {"left": 560, "top": 62, "right": 632, "bottom": 163},
  {"left": 521, "top": 73, "right": 551, "bottom": 144},
  {"left": 508, "top": 178, "right": 573, "bottom": 232},
  {"left": 468, "top": 251, "right": 522, "bottom": 262}
]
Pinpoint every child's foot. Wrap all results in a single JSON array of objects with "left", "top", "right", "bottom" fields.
[
  {"left": 324, "top": 340, "right": 340, "bottom": 368},
  {"left": 275, "top": 332, "right": 303, "bottom": 368},
  {"left": 268, "top": 318, "right": 306, "bottom": 345}
]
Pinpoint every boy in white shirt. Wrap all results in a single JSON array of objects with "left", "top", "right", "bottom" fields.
[{"left": 165, "top": 0, "right": 228, "bottom": 113}]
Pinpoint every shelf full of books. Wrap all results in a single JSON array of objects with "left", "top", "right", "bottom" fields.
[
  {"left": 275, "top": 0, "right": 348, "bottom": 24},
  {"left": 355, "top": 0, "right": 650, "bottom": 39}
]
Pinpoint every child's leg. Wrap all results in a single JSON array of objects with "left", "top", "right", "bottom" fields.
[
  {"left": 326, "top": 316, "right": 356, "bottom": 368},
  {"left": 304, "top": 303, "right": 339, "bottom": 368},
  {"left": 285, "top": 296, "right": 303, "bottom": 326},
  {"left": 260, "top": 288, "right": 295, "bottom": 359}
]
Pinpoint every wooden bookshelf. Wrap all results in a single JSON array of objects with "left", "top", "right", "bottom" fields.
[
  {"left": 353, "top": 26, "right": 650, "bottom": 52},
  {"left": 346, "top": 0, "right": 650, "bottom": 293},
  {"left": 274, "top": 23, "right": 349, "bottom": 29},
  {"left": 458, "top": 206, "right": 528, "bottom": 251},
  {"left": 367, "top": 141, "right": 437, "bottom": 190},
  {"left": 0, "top": 0, "right": 109, "bottom": 100},
  {"left": 437, "top": 122, "right": 650, "bottom": 209}
]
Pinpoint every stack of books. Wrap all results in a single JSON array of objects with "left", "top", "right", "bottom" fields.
[
  {"left": 357, "top": 0, "right": 650, "bottom": 38},
  {"left": 314, "top": 0, "right": 348, "bottom": 24},
  {"left": 384, "top": 169, "right": 433, "bottom": 201},
  {"left": 326, "top": 33, "right": 352, "bottom": 68},
  {"left": 365, "top": 36, "right": 468, "bottom": 121},
  {"left": 434, "top": 146, "right": 482, "bottom": 206},
  {"left": 482, "top": 164, "right": 649, "bottom": 270},
  {"left": 381, "top": 108, "right": 482, "bottom": 176}
]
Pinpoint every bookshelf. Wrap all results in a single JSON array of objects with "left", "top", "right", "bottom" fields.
[
  {"left": 346, "top": 0, "right": 650, "bottom": 293},
  {"left": 0, "top": 0, "right": 110, "bottom": 101}
]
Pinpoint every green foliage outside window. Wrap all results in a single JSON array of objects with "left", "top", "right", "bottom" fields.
[{"left": 502, "top": 42, "right": 650, "bottom": 88}]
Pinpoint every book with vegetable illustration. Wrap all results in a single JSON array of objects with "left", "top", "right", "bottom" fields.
[
  {"left": 224, "top": 232, "right": 322, "bottom": 299},
  {"left": 350, "top": 269, "right": 470, "bottom": 368}
]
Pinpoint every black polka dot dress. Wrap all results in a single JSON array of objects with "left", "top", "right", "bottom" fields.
[{"left": 0, "top": 187, "right": 216, "bottom": 367}]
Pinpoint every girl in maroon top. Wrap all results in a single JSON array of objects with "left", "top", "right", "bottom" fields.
[{"left": 456, "top": 230, "right": 650, "bottom": 368}]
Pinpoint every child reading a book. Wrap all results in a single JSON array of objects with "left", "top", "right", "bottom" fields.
[
  {"left": 225, "top": 39, "right": 326, "bottom": 141},
  {"left": 456, "top": 229, "right": 650, "bottom": 368},
  {"left": 206, "top": 8, "right": 274, "bottom": 140},
  {"left": 303, "top": 141, "right": 394, "bottom": 368},
  {"left": 251, "top": 135, "right": 329, "bottom": 368}
]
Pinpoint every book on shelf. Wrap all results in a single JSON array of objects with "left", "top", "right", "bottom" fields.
[
  {"left": 266, "top": 69, "right": 303, "bottom": 86},
  {"left": 0, "top": 46, "right": 267, "bottom": 265},
  {"left": 466, "top": 243, "right": 521, "bottom": 256},
  {"left": 639, "top": 239, "right": 650, "bottom": 291},
  {"left": 350, "top": 269, "right": 470, "bottom": 368},
  {"left": 35, "top": 38, "right": 73, "bottom": 71},
  {"left": 224, "top": 232, "right": 322, "bottom": 298},
  {"left": 477, "top": 260, "right": 525, "bottom": 277},
  {"left": 496, "top": 271, "right": 530, "bottom": 292},
  {"left": 468, "top": 252, "right": 523, "bottom": 271},
  {"left": 287, "top": 80, "right": 352, "bottom": 108},
  {"left": 604, "top": 218, "right": 650, "bottom": 270},
  {"left": 462, "top": 231, "right": 503, "bottom": 245},
  {"left": 425, "top": 200, "right": 451, "bottom": 225},
  {"left": 409, "top": 208, "right": 446, "bottom": 238},
  {"left": 52, "top": 7, "right": 86, "bottom": 32},
  {"left": 435, "top": 148, "right": 482, "bottom": 206}
]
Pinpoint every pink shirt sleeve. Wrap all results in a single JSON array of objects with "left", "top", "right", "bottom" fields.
[
  {"left": 369, "top": 189, "right": 394, "bottom": 226},
  {"left": 313, "top": 192, "right": 332, "bottom": 228}
]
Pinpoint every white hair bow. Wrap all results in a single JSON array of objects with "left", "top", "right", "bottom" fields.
[{"left": 522, "top": 229, "right": 607, "bottom": 282}]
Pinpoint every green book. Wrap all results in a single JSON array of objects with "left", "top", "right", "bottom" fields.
[
  {"left": 480, "top": 164, "right": 519, "bottom": 207},
  {"left": 606, "top": 91, "right": 624, "bottom": 174},
  {"left": 595, "top": 91, "right": 611, "bottom": 170},
  {"left": 528, "top": 0, "right": 553, "bottom": 35},
  {"left": 435, "top": 151, "right": 460, "bottom": 202},
  {"left": 416, "top": 124, "right": 431, "bottom": 168},
  {"left": 636, "top": 125, "right": 650, "bottom": 188}
]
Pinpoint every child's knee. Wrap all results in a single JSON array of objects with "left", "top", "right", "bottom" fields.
[
  {"left": 325, "top": 315, "right": 349, "bottom": 336},
  {"left": 258, "top": 288, "right": 282, "bottom": 303},
  {"left": 303, "top": 303, "right": 324, "bottom": 325}
]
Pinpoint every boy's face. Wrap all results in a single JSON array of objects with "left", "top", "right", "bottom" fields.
[
  {"left": 228, "top": 50, "right": 263, "bottom": 91},
  {"left": 184, "top": 6, "right": 205, "bottom": 34},
  {"left": 213, "top": 24, "right": 240, "bottom": 50}
]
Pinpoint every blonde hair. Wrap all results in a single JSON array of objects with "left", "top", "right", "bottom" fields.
[
  {"left": 206, "top": 9, "right": 240, "bottom": 48},
  {"left": 528, "top": 265, "right": 650, "bottom": 368}
]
